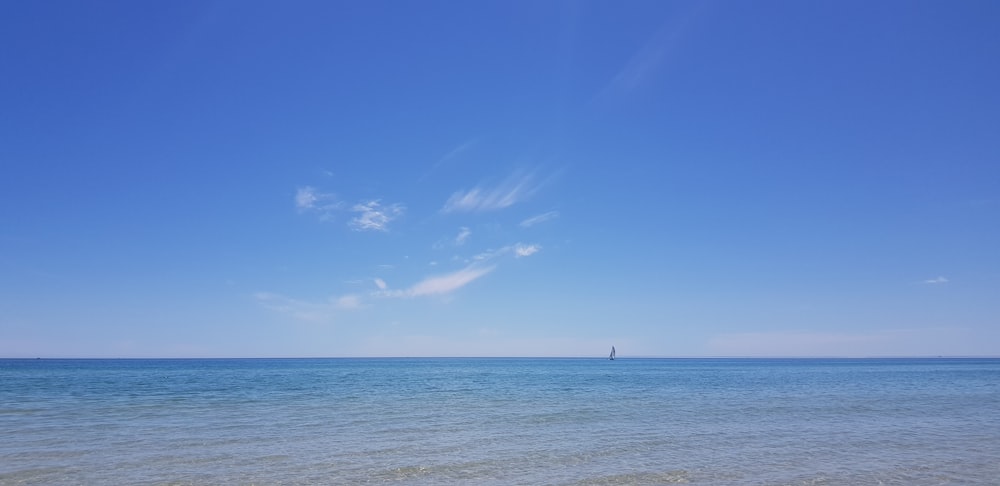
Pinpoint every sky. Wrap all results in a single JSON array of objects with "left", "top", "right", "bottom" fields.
[{"left": 1, "top": 0, "right": 998, "bottom": 358}]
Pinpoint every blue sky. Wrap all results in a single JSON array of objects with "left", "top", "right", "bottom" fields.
[{"left": 2, "top": 0, "right": 998, "bottom": 357}]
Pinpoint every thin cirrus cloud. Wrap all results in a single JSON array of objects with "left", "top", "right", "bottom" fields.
[
  {"left": 596, "top": 5, "right": 703, "bottom": 101},
  {"left": 432, "top": 226, "right": 473, "bottom": 250},
  {"left": 379, "top": 264, "right": 496, "bottom": 298},
  {"left": 921, "top": 276, "right": 949, "bottom": 284},
  {"left": 378, "top": 242, "right": 544, "bottom": 298},
  {"left": 295, "top": 186, "right": 342, "bottom": 217},
  {"left": 432, "top": 138, "right": 478, "bottom": 171},
  {"left": 519, "top": 211, "right": 559, "bottom": 228},
  {"left": 471, "top": 243, "right": 542, "bottom": 262},
  {"left": 255, "top": 291, "right": 362, "bottom": 323},
  {"left": 256, "top": 266, "right": 492, "bottom": 321},
  {"left": 514, "top": 243, "right": 540, "bottom": 258},
  {"left": 296, "top": 187, "right": 404, "bottom": 232},
  {"left": 418, "top": 138, "right": 480, "bottom": 182},
  {"left": 441, "top": 171, "right": 541, "bottom": 213},
  {"left": 295, "top": 187, "right": 321, "bottom": 209},
  {"left": 260, "top": 240, "right": 539, "bottom": 319},
  {"left": 350, "top": 200, "right": 405, "bottom": 232},
  {"left": 455, "top": 227, "right": 471, "bottom": 245}
]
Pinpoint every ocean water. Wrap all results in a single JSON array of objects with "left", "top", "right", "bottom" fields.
[{"left": 2, "top": 358, "right": 999, "bottom": 485}]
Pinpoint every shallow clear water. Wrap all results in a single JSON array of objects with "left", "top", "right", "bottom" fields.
[{"left": 2, "top": 358, "right": 999, "bottom": 485}]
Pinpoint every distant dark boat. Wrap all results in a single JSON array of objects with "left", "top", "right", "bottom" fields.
[{"left": 609, "top": 346, "right": 616, "bottom": 360}]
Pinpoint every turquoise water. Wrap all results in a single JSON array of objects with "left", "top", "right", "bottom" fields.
[{"left": 2, "top": 358, "right": 999, "bottom": 485}]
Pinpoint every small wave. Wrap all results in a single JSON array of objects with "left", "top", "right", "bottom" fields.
[
  {"left": 0, "top": 408, "right": 44, "bottom": 415},
  {"left": 575, "top": 469, "right": 690, "bottom": 485}
]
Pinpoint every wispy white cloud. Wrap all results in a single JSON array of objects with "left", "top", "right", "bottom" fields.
[
  {"left": 442, "top": 171, "right": 541, "bottom": 213},
  {"left": 436, "top": 138, "right": 478, "bottom": 167},
  {"left": 295, "top": 186, "right": 343, "bottom": 217},
  {"left": 607, "top": 30, "right": 674, "bottom": 93},
  {"left": 471, "top": 242, "right": 542, "bottom": 262},
  {"left": 381, "top": 265, "right": 495, "bottom": 298},
  {"left": 455, "top": 227, "right": 471, "bottom": 245},
  {"left": 921, "top": 276, "right": 949, "bottom": 284},
  {"left": 433, "top": 226, "right": 474, "bottom": 250},
  {"left": 296, "top": 187, "right": 404, "bottom": 231},
  {"left": 336, "top": 295, "right": 362, "bottom": 309},
  {"left": 519, "top": 211, "right": 559, "bottom": 228},
  {"left": 373, "top": 278, "right": 387, "bottom": 290},
  {"left": 418, "top": 138, "right": 480, "bottom": 182},
  {"left": 255, "top": 291, "right": 361, "bottom": 322},
  {"left": 472, "top": 247, "right": 508, "bottom": 262},
  {"left": 407, "top": 265, "right": 494, "bottom": 297},
  {"left": 350, "top": 200, "right": 405, "bottom": 232},
  {"left": 514, "top": 243, "right": 540, "bottom": 258},
  {"left": 596, "top": 6, "right": 702, "bottom": 101},
  {"left": 295, "top": 187, "right": 321, "bottom": 210}
]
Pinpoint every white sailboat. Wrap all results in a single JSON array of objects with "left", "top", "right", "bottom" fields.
[{"left": 609, "top": 346, "right": 616, "bottom": 360}]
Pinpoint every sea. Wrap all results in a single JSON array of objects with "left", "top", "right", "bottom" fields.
[{"left": 2, "top": 358, "right": 999, "bottom": 485}]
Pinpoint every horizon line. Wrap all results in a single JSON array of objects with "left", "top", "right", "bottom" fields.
[{"left": 4, "top": 355, "right": 998, "bottom": 360}]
